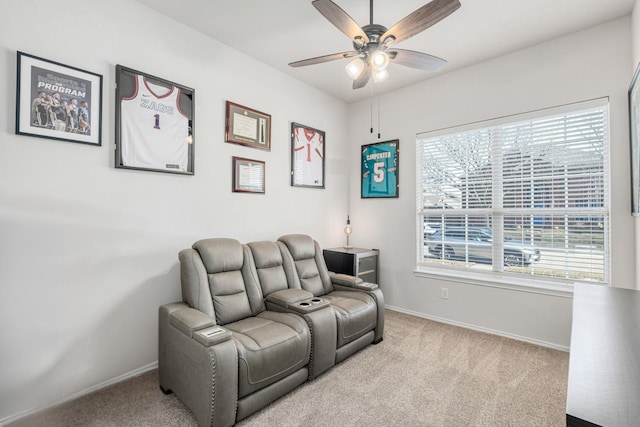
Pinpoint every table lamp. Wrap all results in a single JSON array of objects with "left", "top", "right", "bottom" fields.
[{"left": 344, "top": 215, "right": 352, "bottom": 249}]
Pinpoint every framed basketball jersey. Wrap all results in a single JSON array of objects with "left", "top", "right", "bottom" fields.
[
  {"left": 115, "top": 65, "right": 195, "bottom": 175},
  {"left": 361, "top": 140, "right": 399, "bottom": 198}
]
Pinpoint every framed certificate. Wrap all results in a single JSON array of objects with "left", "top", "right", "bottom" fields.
[
  {"left": 232, "top": 157, "right": 265, "bottom": 194},
  {"left": 361, "top": 140, "right": 399, "bottom": 198},
  {"left": 15, "top": 51, "right": 103, "bottom": 146},
  {"left": 291, "top": 122, "right": 325, "bottom": 188},
  {"left": 225, "top": 101, "right": 271, "bottom": 150},
  {"left": 115, "top": 65, "right": 195, "bottom": 175}
]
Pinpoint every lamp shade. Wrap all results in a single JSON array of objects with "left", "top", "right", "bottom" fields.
[
  {"left": 345, "top": 57, "right": 365, "bottom": 80},
  {"left": 370, "top": 50, "right": 389, "bottom": 71},
  {"left": 372, "top": 68, "right": 389, "bottom": 83}
]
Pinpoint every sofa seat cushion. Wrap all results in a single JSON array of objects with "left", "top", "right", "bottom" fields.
[
  {"left": 226, "top": 311, "right": 310, "bottom": 398},
  {"left": 323, "top": 291, "right": 377, "bottom": 348}
]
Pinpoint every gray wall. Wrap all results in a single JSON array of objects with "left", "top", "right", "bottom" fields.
[
  {"left": 347, "top": 17, "right": 634, "bottom": 350},
  {"left": 0, "top": 0, "right": 350, "bottom": 421}
]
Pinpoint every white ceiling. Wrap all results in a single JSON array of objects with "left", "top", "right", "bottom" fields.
[{"left": 138, "top": 0, "right": 635, "bottom": 104}]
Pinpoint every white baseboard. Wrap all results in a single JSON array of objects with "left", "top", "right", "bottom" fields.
[
  {"left": 385, "top": 305, "right": 570, "bottom": 353},
  {"left": 0, "top": 361, "right": 158, "bottom": 426}
]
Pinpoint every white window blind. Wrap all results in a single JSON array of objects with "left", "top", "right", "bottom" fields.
[{"left": 416, "top": 99, "right": 609, "bottom": 285}]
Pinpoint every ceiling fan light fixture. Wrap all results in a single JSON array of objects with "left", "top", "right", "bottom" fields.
[
  {"left": 372, "top": 68, "right": 389, "bottom": 83},
  {"left": 345, "top": 57, "right": 365, "bottom": 80},
  {"left": 292, "top": 0, "right": 461, "bottom": 91},
  {"left": 370, "top": 50, "right": 389, "bottom": 71}
]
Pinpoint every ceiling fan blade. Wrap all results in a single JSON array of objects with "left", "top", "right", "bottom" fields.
[
  {"left": 289, "top": 51, "right": 357, "bottom": 68},
  {"left": 312, "top": 0, "right": 369, "bottom": 44},
  {"left": 388, "top": 49, "right": 447, "bottom": 71},
  {"left": 381, "top": 0, "right": 461, "bottom": 45},
  {"left": 353, "top": 63, "right": 371, "bottom": 89}
]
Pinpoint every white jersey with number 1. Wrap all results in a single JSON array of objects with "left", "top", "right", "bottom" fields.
[
  {"left": 121, "top": 74, "right": 189, "bottom": 171},
  {"left": 293, "top": 127, "right": 323, "bottom": 186}
]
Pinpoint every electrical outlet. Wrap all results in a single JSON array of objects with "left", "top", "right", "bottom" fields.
[{"left": 441, "top": 288, "right": 449, "bottom": 299}]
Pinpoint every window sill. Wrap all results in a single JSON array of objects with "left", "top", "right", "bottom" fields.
[{"left": 413, "top": 265, "right": 579, "bottom": 297}]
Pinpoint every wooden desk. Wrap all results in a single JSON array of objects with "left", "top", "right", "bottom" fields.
[{"left": 566, "top": 284, "right": 640, "bottom": 426}]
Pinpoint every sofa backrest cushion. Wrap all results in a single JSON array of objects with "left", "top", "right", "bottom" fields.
[
  {"left": 187, "top": 238, "right": 265, "bottom": 325},
  {"left": 247, "top": 241, "right": 295, "bottom": 297},
  {"left": 179, "top": 248, "right": 216, "bottom": 318},
  {"left": 278, "top": 234, "right": 333, "bottom": 297}
]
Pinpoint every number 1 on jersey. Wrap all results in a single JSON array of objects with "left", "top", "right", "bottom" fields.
[{"left": 154, "top": 114, "right": 161, "bottom": 129}]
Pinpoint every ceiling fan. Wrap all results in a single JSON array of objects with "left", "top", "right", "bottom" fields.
[{"left": 289, "top": 0, "right": 461, "bottom": 89}]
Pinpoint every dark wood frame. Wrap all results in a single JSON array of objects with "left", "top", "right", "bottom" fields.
[
  {"left": 232, "top": 156, "right": 265, "bottom": 194},
  {"left": 361, "top": 140, "right": 399, "bottom": 198},
  {"left": 225, "top": 101, "right": 271, "bottom": 150},
  {"left": 290, "top": 122, "right": 325, "bottom": 188},
  {"left": 115, "top": 65, "right": 195, "bottom": 175},
  {"left": 15, "top": 51, "right": 102, "bottom": 146}
]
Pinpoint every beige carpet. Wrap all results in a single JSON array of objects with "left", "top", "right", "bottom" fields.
[{"left": 8, "top": 310, "right": 569, "bottom": 427}]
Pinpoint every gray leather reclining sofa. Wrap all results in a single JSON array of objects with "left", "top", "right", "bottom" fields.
[{"left": 158, "top": 234, "right": 385, "bottom": 426}]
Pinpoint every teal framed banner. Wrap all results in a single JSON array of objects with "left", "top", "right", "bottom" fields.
[{"left": 361, "top": 140, "right": 399, "bottom": 198}]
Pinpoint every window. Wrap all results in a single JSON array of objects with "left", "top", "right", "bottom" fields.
[{"left": 416, "top": 99, "right": 609, "bottom": 285}]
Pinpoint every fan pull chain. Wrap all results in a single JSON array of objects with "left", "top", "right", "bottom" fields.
[
  {"left": 370, "top": 100, "right": 373, "bottom": 134},
  {"left": 370, "top": 81, "right": 374, "bottom": 134},
  {"left": 378, "top": 96, "right": 381, "bottom": 139}
]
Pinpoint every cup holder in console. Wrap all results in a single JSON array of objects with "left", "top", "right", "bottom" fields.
[{"left": 293, "top": 297, "right": 329, "bottom": 313}]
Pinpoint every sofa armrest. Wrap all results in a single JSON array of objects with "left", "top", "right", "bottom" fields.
[
  {"left": 354, "top": 282, "right": 378, "bottom": 291},
  {"left": 330, "top": 272, "right": 379, "bottom": 291},
  {"left": 159, "top": 303, "right": 238, "bottom": 427},
  {"left": 168, "top": 306, "right": 215, "bottom": 337},
  {"left": 168, "top": 306, "right": 232, "bottom": 347},
  {"left": 193, "top": 326, "right": 232, "bottom": 347},
  {"left": 329, "top": 272, "right": 362, "bottom": 286}
]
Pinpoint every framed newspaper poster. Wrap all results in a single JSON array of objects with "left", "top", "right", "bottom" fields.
[
  {"left": 225, "top": 101, "right": 271, "bottom": 150},
  {"left": 115, "top": 65, "right": 195, "bottom": 175},
  {"left": 291, "top": 122, "right": 325, "bottom": 188},
  {"left": 15, "top": 51, "right": 102, "bottom": 146},
  {"left": 361, "top": 140, "right": 399, "bottom": 198}
]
